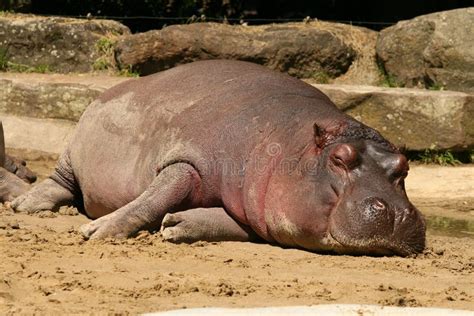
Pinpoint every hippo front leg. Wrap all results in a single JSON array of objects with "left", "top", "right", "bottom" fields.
[
  {"left": 80, "top": 162, "right": 202, "bottom": 239},
  {"left": 161, "top": 208, "right": 258, "bottom": 243}
]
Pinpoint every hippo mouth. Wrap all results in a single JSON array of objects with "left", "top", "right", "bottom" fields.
[
  {"left": 328, "top": 231, "right": 403, "bottom": 256},
  {"left": 328, "top": 224, "right": 426, "bottom": 257}
]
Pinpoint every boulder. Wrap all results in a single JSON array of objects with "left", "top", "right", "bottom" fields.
[
  {"left": 376, "top": 8, "right": 474, "bottom": 93},
  {"left": 0, "top": 72, "right": 128, "bottom": 121},
  {"left": 2, "top": 114, "right": 75, "bottom": 154},
  {"left": 312, "top": 21, "right": 382, "bottom": 86},
  {"left": 314, "top": 84, "right": 474, "bottom": 151},
  {"left": 115, "top": 22, "right": 359, "bottom": 80},
  {"left": 0, "top": 13, "right": 130, "bottom": 73}
]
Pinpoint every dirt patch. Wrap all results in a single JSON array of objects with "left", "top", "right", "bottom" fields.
[{"left": 0, "top": 155, "right": 473, "bottom": 314}]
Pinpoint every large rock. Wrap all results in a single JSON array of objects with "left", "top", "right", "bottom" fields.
[
  {"left": 2, "top": 114, "right": 75, "bottom": 154},
  {"left": 115, "top": 22, "right": 358, "bottom": 80},
  {"left": 0, "top": 14, "right": 130, "bottom": 73},
  {"left": 0, "top": 72, "right": 128, "bottom": 121},
  {"left": 377, "top": 8, "right": 474, "bottom": 93},
  {"left": 315, "top": 84, "right": 474, "bottom": 151},
  {"left": 313, "top": 22, "right": 382, "bottom": 86}
]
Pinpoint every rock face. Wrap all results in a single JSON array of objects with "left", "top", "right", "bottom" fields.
[
  {"left": 377, "top": 8, "right": 474, "bottom": 93},
  {"left": 115, "top": 22, "right": 357, "bottom": 79},
  {"left": 0, "top": 14, "right": 130, "bottom": 73}
]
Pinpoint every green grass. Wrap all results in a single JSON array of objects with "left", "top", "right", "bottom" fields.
[
  {"left": 96, "top": 37, "right": 115, "bottom": 55},
  {"left": 377, "top": 61, "right": 403, "bottom": 88},
  {"left": 34, "top": 64, "right": 51, "bottom": 73},
  {"left": 418, "top": 149, "right": 462, "bottom": 166},
  {"left": 118, "top": 65, "right": 140, "bottom": 77},
  {"left": 0, "top": 45, "right": 51, "bottom": 73},
  {"left": 0, "top": 47, "right": 8, "bottom": 70},
  {"left": 427, "top": 82, "right": 444, "bottom": 91},
  {"left": 380, "top": 73, "right": 402, "bottom": 88},
  {"left": 93, "top": 37, "right": 116, "bottom": 71},
  {"left": 5, "top": 62, "right": 50, "bottom": 73},
  {"left": 93, "top": 57, "right": 111, "bottom": 71},
  {"left": 0, "top": 10, "right": 13, "bottom": 16},
  {"left": 311, "top": 72, "right": 330, "bottom": 84}
]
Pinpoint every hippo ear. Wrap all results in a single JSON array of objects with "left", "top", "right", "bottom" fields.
[
  {"left": 313, "top": 123, "right": 326, "bottom": 148},
  {"left": 0, "top": 121, "right": 5, "bottom": 167}
]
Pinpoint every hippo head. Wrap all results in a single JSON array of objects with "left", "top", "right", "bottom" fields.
[
  {"left": 0, "top": 121, "right": 34, "bottom": 202},
  {"left": 265, "top": 122, "right": 426, "bottom": 256},
  {"left": 322, "top": 141, "right": 426, "bottom": 256}
]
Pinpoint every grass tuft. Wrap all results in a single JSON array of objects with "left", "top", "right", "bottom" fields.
[
  {"left": 118, "top": 65, "right": 140, "bottom": 77},
  {"left": 418, "top": 149, "right": 462, "bottom": 166},
  {"left": 377, "top": 61, "right": 403, "bottom": 88},
  {"left": 0, "top": 45, "right": 51, "bottom": 73},
  {"left": 0, "top": 46, "right": 8, "bottom": 70},
  {"left": 311, "top": 72, "right": 330, "bottom": 84},
  {"left": 96, "top": 38, "right": 115, "bottom": 55},
  {"left": 93, "top": 37, "right": 116, "bottom": 72},
  {"left": 427, "top": 82, "right": 443, "bottom": 91}
]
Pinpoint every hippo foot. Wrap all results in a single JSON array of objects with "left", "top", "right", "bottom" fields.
[
  {"left": 161, "top": 212, "right": 201, "bottom": 243},
  {"left": 80, "top": 213, "right": 130, "bottom": 240},
  {"left": 11, "top": 191, "right": 55, "bottom": 213},
  {"left": 11, "top": 178, "right": 74, "bottom": 213},
  {"left": 161, "top": 208, "right": 256, "bottom": 243}
]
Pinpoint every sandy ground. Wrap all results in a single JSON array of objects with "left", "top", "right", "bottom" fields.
[{"left": 0, "top": 154, "right": 473, "bottom": 315}]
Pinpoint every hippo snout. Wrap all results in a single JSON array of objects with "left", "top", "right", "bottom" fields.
[
  {"left": 392, "top": 205, "right": 426, "bottom": 253},
  {"left": 329, "top": 195, "right": 426, "bottom": 256}
]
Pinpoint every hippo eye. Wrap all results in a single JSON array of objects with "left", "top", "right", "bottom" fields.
[{"left": 330, "top": 144, "right": 359, "bottom": 170}]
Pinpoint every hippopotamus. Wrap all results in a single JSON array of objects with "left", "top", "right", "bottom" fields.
[
  {"left": 12, "top": 60, "right": 426, "bottom": 256},
  {"left": 0, "top": 122, "right": 37, "bottom": 201}
]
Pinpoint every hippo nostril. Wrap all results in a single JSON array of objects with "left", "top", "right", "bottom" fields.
[
  {"left": 372, "top": 199, "right": 386, "bottom": 212},
  {"left": 401, "top": 208, "right": 415, "bottom": 222}
]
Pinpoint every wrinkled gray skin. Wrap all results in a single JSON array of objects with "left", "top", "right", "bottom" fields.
[
  {"left": 0, "top": 121, "right": 37, "bottom": 202},
  {"left": 12, "top": 60, "right": 426, "bottom": 256}
]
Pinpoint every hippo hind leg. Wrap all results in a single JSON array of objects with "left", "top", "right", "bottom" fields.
[
  {"left": 161, "top": 208, "right": 257, "bottom": 243},
  {"left": 11, "top": 151, "right": 76, "bottom": 213}
]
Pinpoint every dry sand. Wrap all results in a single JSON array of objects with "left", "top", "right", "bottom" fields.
[{"left": 0, "top": 155, "right": 473, "bottom": 315}]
